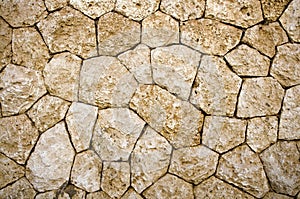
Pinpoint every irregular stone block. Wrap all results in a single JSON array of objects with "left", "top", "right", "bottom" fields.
[
  {"left": 0, "top": 177, "right": 36, "bottom": 199},
  {"left": 121, "top": 188, "right": 143, "bottom": 199},
  {"left": 0, "top": 18, "right": 12, "bottom": 71},
  {"left": 263, "top": 192, "right": 293, "bottom": 199},
  {"left": 86, "top": 191, "right": 111, "bottom": 199},
  {"left": 45, "top": 0, "right": 68, "bottom": 11},
  {"left": 261, "top": 0, "right": 291, "bottom": 21},
  {"left": 36, "top": 185, "right": 86, "bottom": 199}
]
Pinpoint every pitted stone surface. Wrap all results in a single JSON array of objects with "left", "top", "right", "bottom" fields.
[
  {"left": 263, "top": 192, "right": 293, "bottom": 199},
  {"left": 36, "top": 185, "right": 86, "bottom": 199},
  {"left": 0, "top": 18, "right": 12, "bottom": 70},
  {"left": 0, "top": 177, "right": 36, "bottom": 199},
  {"left": 261, "top": 0, "right": 291, "bottom": 21},
  {"left": 45, "top": 0, "right": 68, "bottom": 11},
  {"left": 86, "top": 191, "right": 111, "bottom": 199},
  {"left": 121, "top": 188, "right": 143, "bottom": 199}
]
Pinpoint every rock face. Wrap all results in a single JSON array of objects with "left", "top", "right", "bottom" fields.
[
  {"left": 45, "top": 0, "right": 68, "bottom": 11},
  {"left": 0, "top": 18, "right": 12, "bottom": 70},
  {"left": 0, "top": 177, "right": 36, "bottom": 199},
  {"left": 130, "top": 85, "right": 204, "bottom": 148},
  {"left": 261, "top": 0, "right": 291, "bottom": 21}
]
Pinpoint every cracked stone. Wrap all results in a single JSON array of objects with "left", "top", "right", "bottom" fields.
[
  {"left": 86, "top": 191, "right": 111, "bottom": 199},
  {"left": 0, "top": 18, "right": 12, "bottom": 71},
  {"left": 263, "top": 192, "right": 293, "bottom": 199},
  {"left": 261, "top": 0, "right": 291, "bottom": 21},
  {"left": 45, "top": 0, "right": 68, "bottom": 11},
  {"left": 36, "top": 185, "right": 86, "bottom": 199},
  {"left": 121, "top": 188, "right": 143, "bottom": 199},
  {"left": 0, "top": 177, "right": 36, "bottom": 199}
]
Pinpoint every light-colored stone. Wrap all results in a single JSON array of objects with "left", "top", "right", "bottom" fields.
[
  {"left": 263, "top": 192, "right": 293, "bottom": 199},
  {"left": 37, "top": 6, "right": 97, "bottom": 58},
  {"left": 121, "top": 188, "right": 143, "bottom": 199},
  {"left": 260, "top": 141, "right": 300, "bottom": 196},
  {"left": 217, "top": 145, "right": 269, "bottom": 197},
  {"left": 270, "top": 43, "right": 300, "bottom": 87},
  {"left": 0, "top": 177, "right": 36, "bottom": 199},
  {"left": 131, "top": 127, "right": 172, "bottom": 193},
  {"left": 36, "top": 185, "right": 86, "bottom": 199},
  {"left": 118, "top": 44, "right": 152, "bottom": 84},
  {"left": 27, "top": 95, "right": 70, "bottom": 132},
  {"left": 243, "top": 22, "right": 288, "bottom": 57},
  {"left": 202, "top": 116, "right": 247, "bottom": 153},
  {"left": 70, "top": 0, "right": 115, "bottom": 19},
  {"left": 0, "top": 114, "right": 39, "bottom": 164},
  {"left": 151, "top": 45, "right": 201, "bottom": 100},
  {"left": 43, "top": 52, "right": 82, "bottom": 101},
  {"left": 181, "top": 19, "right": 242, "bottom": 55},
  {"left": 101, "top": 162, "right": 130, "bottom": 199},
  {"left": 142, "top": 11, "right": 179, "bottom": 48},
  {"left": 0, "top": 18, "right": 12, "bottom": 70},
  {"left": 143, "top": 174, "right": 193, "bottom": 199},
  {"left": 45, "top": 0, "right": 68, "bottom": 11},
  {"left": 66, "top": 102, "right": 98, "bottom": 152},
  {"left": 130, "top": 85, "right": 204, "bottom": 148},
  {"left": 71, "top": 150, "right": 102, "bottom": 192},
  {"left": 206, "top": 0, "right": 263, "bottom": 28},
  {"left": 190, "top": 55, "right": 242, "bottom": 116},
  {"left": 98, "top": 12, "right": 140, "bottom": 56},
  {"left": 79, "top": 56, "right": 138, "bottom": 108},
  {"left": 0, "top": 64, "right": 47, "bottom": 116},
  {"left": 35, "top": 191, "right": 57, "bottom": 199},
  {"left": 26, "top": 122, "right": 75, "bottom": 192},
  {"left": 261, "top": 0, "right": 291, "bottom": 21},
  {"left": 169, "top": 145, "right": 219, "bottom": 184},
  {"left": 195, "top": 176, "right": 255, "bottom": 199},
  {"left": 92, "top": 108, "right": 145, "bottom": 161},
  {"left": 225, "top": 44, "right": 270, "bottom": 77},
  {"left": 86, "top": 191, "right": 111, "bottom": 199}
]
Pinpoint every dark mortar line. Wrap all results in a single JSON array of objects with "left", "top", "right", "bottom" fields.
[
  {"left": 63, "top": 118, "right": 77, "bottom": 153},
  {"left": 166, "top": 172, "right": 194, "bottom": 185},
  {"left": 223, "top": 56, "right": 240, "bottom": 77},
  {"left": 277, "top": 19, "right": 294, "bottom": 43},
  {"left": 188, "top": 54, "right": 202, "bottom": 102},
  {"left": 233, "top": 79, "right": 244, "bottom": 117},
  {"left": 24, "top": 91, "right": 49, "bottom": 118},
  {"left": 211, "top": 151, "right": 222, "bottom": 177},
  {"left": 94, "top": 19, "right": 100, "bottom": 56},
  {"left": 276, "top": 0, "right": 294, "bottom": 23},
  {"left": 77, "top": 58, "right": 84, "bottom": 102},
  {"left": 149, "top": 45, "right": 155, "bottom": 84},
  {"left": 140, "top": 172, "right": 169, "bottom": 197},
  {"left": 258, "top": 154, "right": 275, "bottom": 195},
  {"left": 166, "top": 146, "right": 174, "bottom": 174},
  {"left": 259, "top": 0, "right": 265, "bottom": 20},
  {"left": 33, "top": 23, "right": 52, "bottom": 57},
  {"left": 276, "top": 88, "right": 287, "bottom": 140}
]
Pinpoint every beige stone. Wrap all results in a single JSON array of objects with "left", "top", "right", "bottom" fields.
[
  {"left": 121, "top": 188, "right": 143, "bottom": 199},
  {"left": 0, "top": 18, "right": 12, "bottom": 70},
  {"left": 43, "top": 52, "right": 82, "bottom": 101},
  {"left": 101, "top": 162, "right": 130, "bottom": 199},
  {"left": 143, "top": 174, "right": 193, "bottom": 199},
  {"left": 26, "top": 122, "right": 75, "bottom": 192},
  {"left": 45, "top": 0, "right": 68, "bottom": 11},
  {"left": 79, "top": 56, "right": 138, "bottom": 108},
  {"left": 263, "top": 192, "right": 293, "bottom": 199},
  {"left": 92, "top": 108, "right": 145, "bottom": 161},
  {"left": 206, "top": 0, "right": 263, "bottom": 28},
  {"left": 118, "top": 44, "right": 152, "bottom": 84},
  {"left": 225, "top": 44, "right": 270, "bottom": 76},
  {"left": 0, "top": 177, "right": 36, "bottom": 199},
  {"left": 217, "top": 145, "right": 269, "bottom": 197},
  {"left": 181, "top": 19, "right": 242, "bottom": 55},
  {"left": 27, "top": 95, "right": 70, "bottom": 132},
  {"left": 131, "top": 127, "right": 172, "bottom": 193},
  {"left": 37, "top": 6, "right": 97, "bottom": 58},
  {"left": 190, "top": 55, "right": 242, "bottom": 116},
  {"left": 35, "top": 191, "right": 57, "bottom": 199},
  {"left": 202, "top": 116, "right": 247, "bottom": 153},
  {"left": 243, "top": 22, "right": 288, "bottom": 57},
  {"left": 169, "top": 145, "right": 219, "bottom": 184},
  {"left": 130, "top": 85, "right": 204, "bottom": 148},
  {"left": 237, "top": 77, "right": 285, "bottom": 117},
  {"left": 0, "top": 64, "right": 47, "bottom": 116},
  {"left": 142, "top": 11, "right": 179, "bottom": 48},
  {"left": 0, "top": 114, "right": 39, "bottom": 164},
  {"left": 86, "top": 191, "right": 111, "bottom": 199},
  {"left": 151, "top": 45, "right": 201, "bottom": 100},
  {"left": 98, "top": 12, "right": 140, "bottom": 56},
  {"left": 270, "top": 43, "right": 300, "bottom": 87},
  {"left": 36, "top": 185, "right": 86, "bottom": 199},
  {"left": 261, "top": 0, "right": 290, "bottom": 21},
  {"left": 66, "top": 102, "right": 98, "bottom": 152}
]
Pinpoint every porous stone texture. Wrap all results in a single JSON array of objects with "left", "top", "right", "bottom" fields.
[
  {"left": 181, "top": 19, "right": 242, "bottom": 55},
  {"left": 216, "top": 145, "right": 270, "bottom": 198},
  {"left": 45, "top": 0, "right": 68, "bottom": 11},
  {"left": 86, "top": 191, "right": 111, "bottom": 199},
  {"left": 263, "top": 192, "right": 293, "bottom": 199},
  {"left": 237, "top": 77, "right": 285, "bottom": 117},
  {"left": 121, "top": 188, "right": 143, "bottom": 199},
  {"left": 260, "top": 141, "right": 300, "bottom": 196},
  {"left": 36, "top": 185, "right": 86, "bottom": 199},
  {"left": 0, "top": 177, "right": 36, "bottom": 199},
  {"left": 190, "top": 55, "right": 242, "bottom": 116},
  {"left": 130, "top": 85, "right": 204, "bottom": 148},
  {"left": 261, "top": 0, "right": 291, "bottom": 21},
  {"left": 0, "top": 18, "right": 12, "bottom": 70}
]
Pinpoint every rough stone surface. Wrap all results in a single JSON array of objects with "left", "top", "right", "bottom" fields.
[
  {"left": 0, "top": 177, "right": 36, "bottom": 199},
  {"left": 0, "top": 64, "right": 47, "bottom": 116},
  {"left": 121, "top": 188, "right": 143, "bottom": 199},
  {"left": 131, "top": 127, "right": 172, "bottom": 193},
  {"left": 0, "top": 18, "right": 12, "bottom": 70},
  {"left": 66, "top": 102, "right": 98, "bottom": 152},
  {"left": 261, "top": 0, "right": 291, "bottom": 21},
  {"left": 98, "top": 12, "right": 140, "bottom": 56},
  {"left": 86, "top": 191, "right": 111, "bottom": 199},
  {"left": 263, "top": 192, "right": 293, "bottom": 199},
  {"left": 190, "top": 55, "right": 242, "bottom": 116},
  {"left": 181, "top": 19, "right": 242, "bottom": 55},
  {"left": 237, "top": 77, "right": 285, "bottom": 117},
  {"left": 151, "top": 45, "right": 201, "bottom": 100},
  {"left": 202, "top": 116, "right": 247, "bottom": 153},
  {"left": 45, "top": 0, "right": 68, "bottom": 11},
  {"left": 260, "top": 141, "right": 300, "bottom": 196},
  {"left": 27, "top": 95, "right": 70, "bottom": 132},
  {"left": 36, "top": 185, "right": 86, "bottom": 199},
  {"left": 0, "top": 114, "right": 39, "bottom": 164},
  {"left": 130, "top": 85, "right": 204, "bottom": 148},
  {"left": 92, "top": 108, "right": 145, "bottom": 161},
  {"left": 26, "top": 122, "right": 75, "bottom": 191},
  {"left": 225, "top": 44, "right": 270, "bottom": 77},
  {"left": 169, "top": 145, "right": 219, "bottom": 184}
]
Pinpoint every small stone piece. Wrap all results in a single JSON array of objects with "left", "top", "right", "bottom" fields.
[
  {"left": 86, "top": 191, "right": 111, "bottom": 199},
  {"left": 181, "top": 19, "right": 242, "bottom": 55},
  {"left": 0, "top": 177, "right": 36, "bottom": 199},
  {"left": 216, "top": 145, "right": 269, "bottom": 198},
  {"left": 263, "top": 192, "right": 293, "bottom": 199},
  {"left": 225, "top": 44, "right": 270, "bottom": 76},
  {"left": 130, "top": 85, "right": 204, "bottom": 148},
  {"left": 0, "top": 64, "right": 47, "bottom": 116},
  {"left": 45, "top": 0, "right": 68, "bottom": 11},
  {"left": 237, "top": 77, "right": 285, "bottom": 117},
  {"left": 261, "top": 0, "right": 290, "bottom": 21},
  {"left": 35, "top": 191, "right": 56, "bottom": 199},
  {"left": 143, "top": 174, "right": 193, "bottom": 199},
  {"left": 0, "top": 114, "right": 39, "bottom": 164},
  {"left": 169, "top": 145, "right": 219, "bottom": 184},
  {"left": 202, "top": 116, "right": 247, "bottom": 153},
  {"left": 36, "top": 185, "right": 87, "bottom": 199},
  {"left": 121, "top": 188, "right": 143, "bottom": 199},
  {"left": 151, "top": 45, "right": 201, "bottom": 100},
  {"left": 98, "top": 12, "right": 140, "bottom": 56},
  {"left": 43, "top": 52, "right": 82, "bottom": 101},
  {"left": 26, "top": 122, "right": 75, "bottom": 192},
  {"left": 243, "top": 22, "right": 288, "bottom": 57},
  {"left": 0, "top": 18, "right": 12, "bottom": 70},
  {"left": 27, "top": 95, "right": 70, "bottom": 132}
]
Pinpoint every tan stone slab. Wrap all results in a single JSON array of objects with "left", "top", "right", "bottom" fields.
[
  {"left": 0, "top": 177, "right": 36, "bottom": 199},
  {"left": 0, "top": 18, "right": 12, "bottom": 71},
  {"left": 86, "top": 191, "right": 111, "bottom": 199},
  {"left": 45, "top": 0, "right": 68, "bottom": 11},
  {"left": 121, "top": 188, "right": 143, "bottom": 199},
  {"left": 261, "top": 0, "right": 291, "bottom": 21},
  {"left": 36, "top": 185, "right": 86, "bottom": 199},
  {"left": 263, "top": 192, "right": 293, "bottom": 199}
]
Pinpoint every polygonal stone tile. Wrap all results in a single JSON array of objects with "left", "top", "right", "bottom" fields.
[
  {"left": 190, "top": 55, "right": 242, "bottom": 116},
  {"left": 45, "top": 0, "right": 68, "bottom": 11},
  {"left": 130, "top": 85, "right": 204, "bottom": 148},
  {"left": 0, "top": 18, "right": 12, "bottom": 71},
  {"left": 263, "top": 192, "right": 293, "bottom": 199},
  {"left": 181, "top": 19, "right": 242, "bottom": 55},
  {"left": 0, "top": 177, "right": 36, "bottom": 199},
  {"left": 36, "top": 185, "right": 86, "bottom": 199},
  {"left": 261, "top": 0, "right": 291, "bottom": 21},
  {"left": 121, "top": 188, "right": 143, "bottom": 199},
  {"left": 86, "top": 191, "right": 111, "bottom": 199}
]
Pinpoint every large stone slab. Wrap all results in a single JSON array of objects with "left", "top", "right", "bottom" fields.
[
  {"left": 45, "top": 0, "right": 68, "bottom": 11},
  {"left": 0, "top": 18, "right": 12, "bottom": 71},
  {"left": 261, "top": 0, "right": 291, "bottom": 21},
  {"left": 0, "top": 177, "right": 36, "bottom": 199}
]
